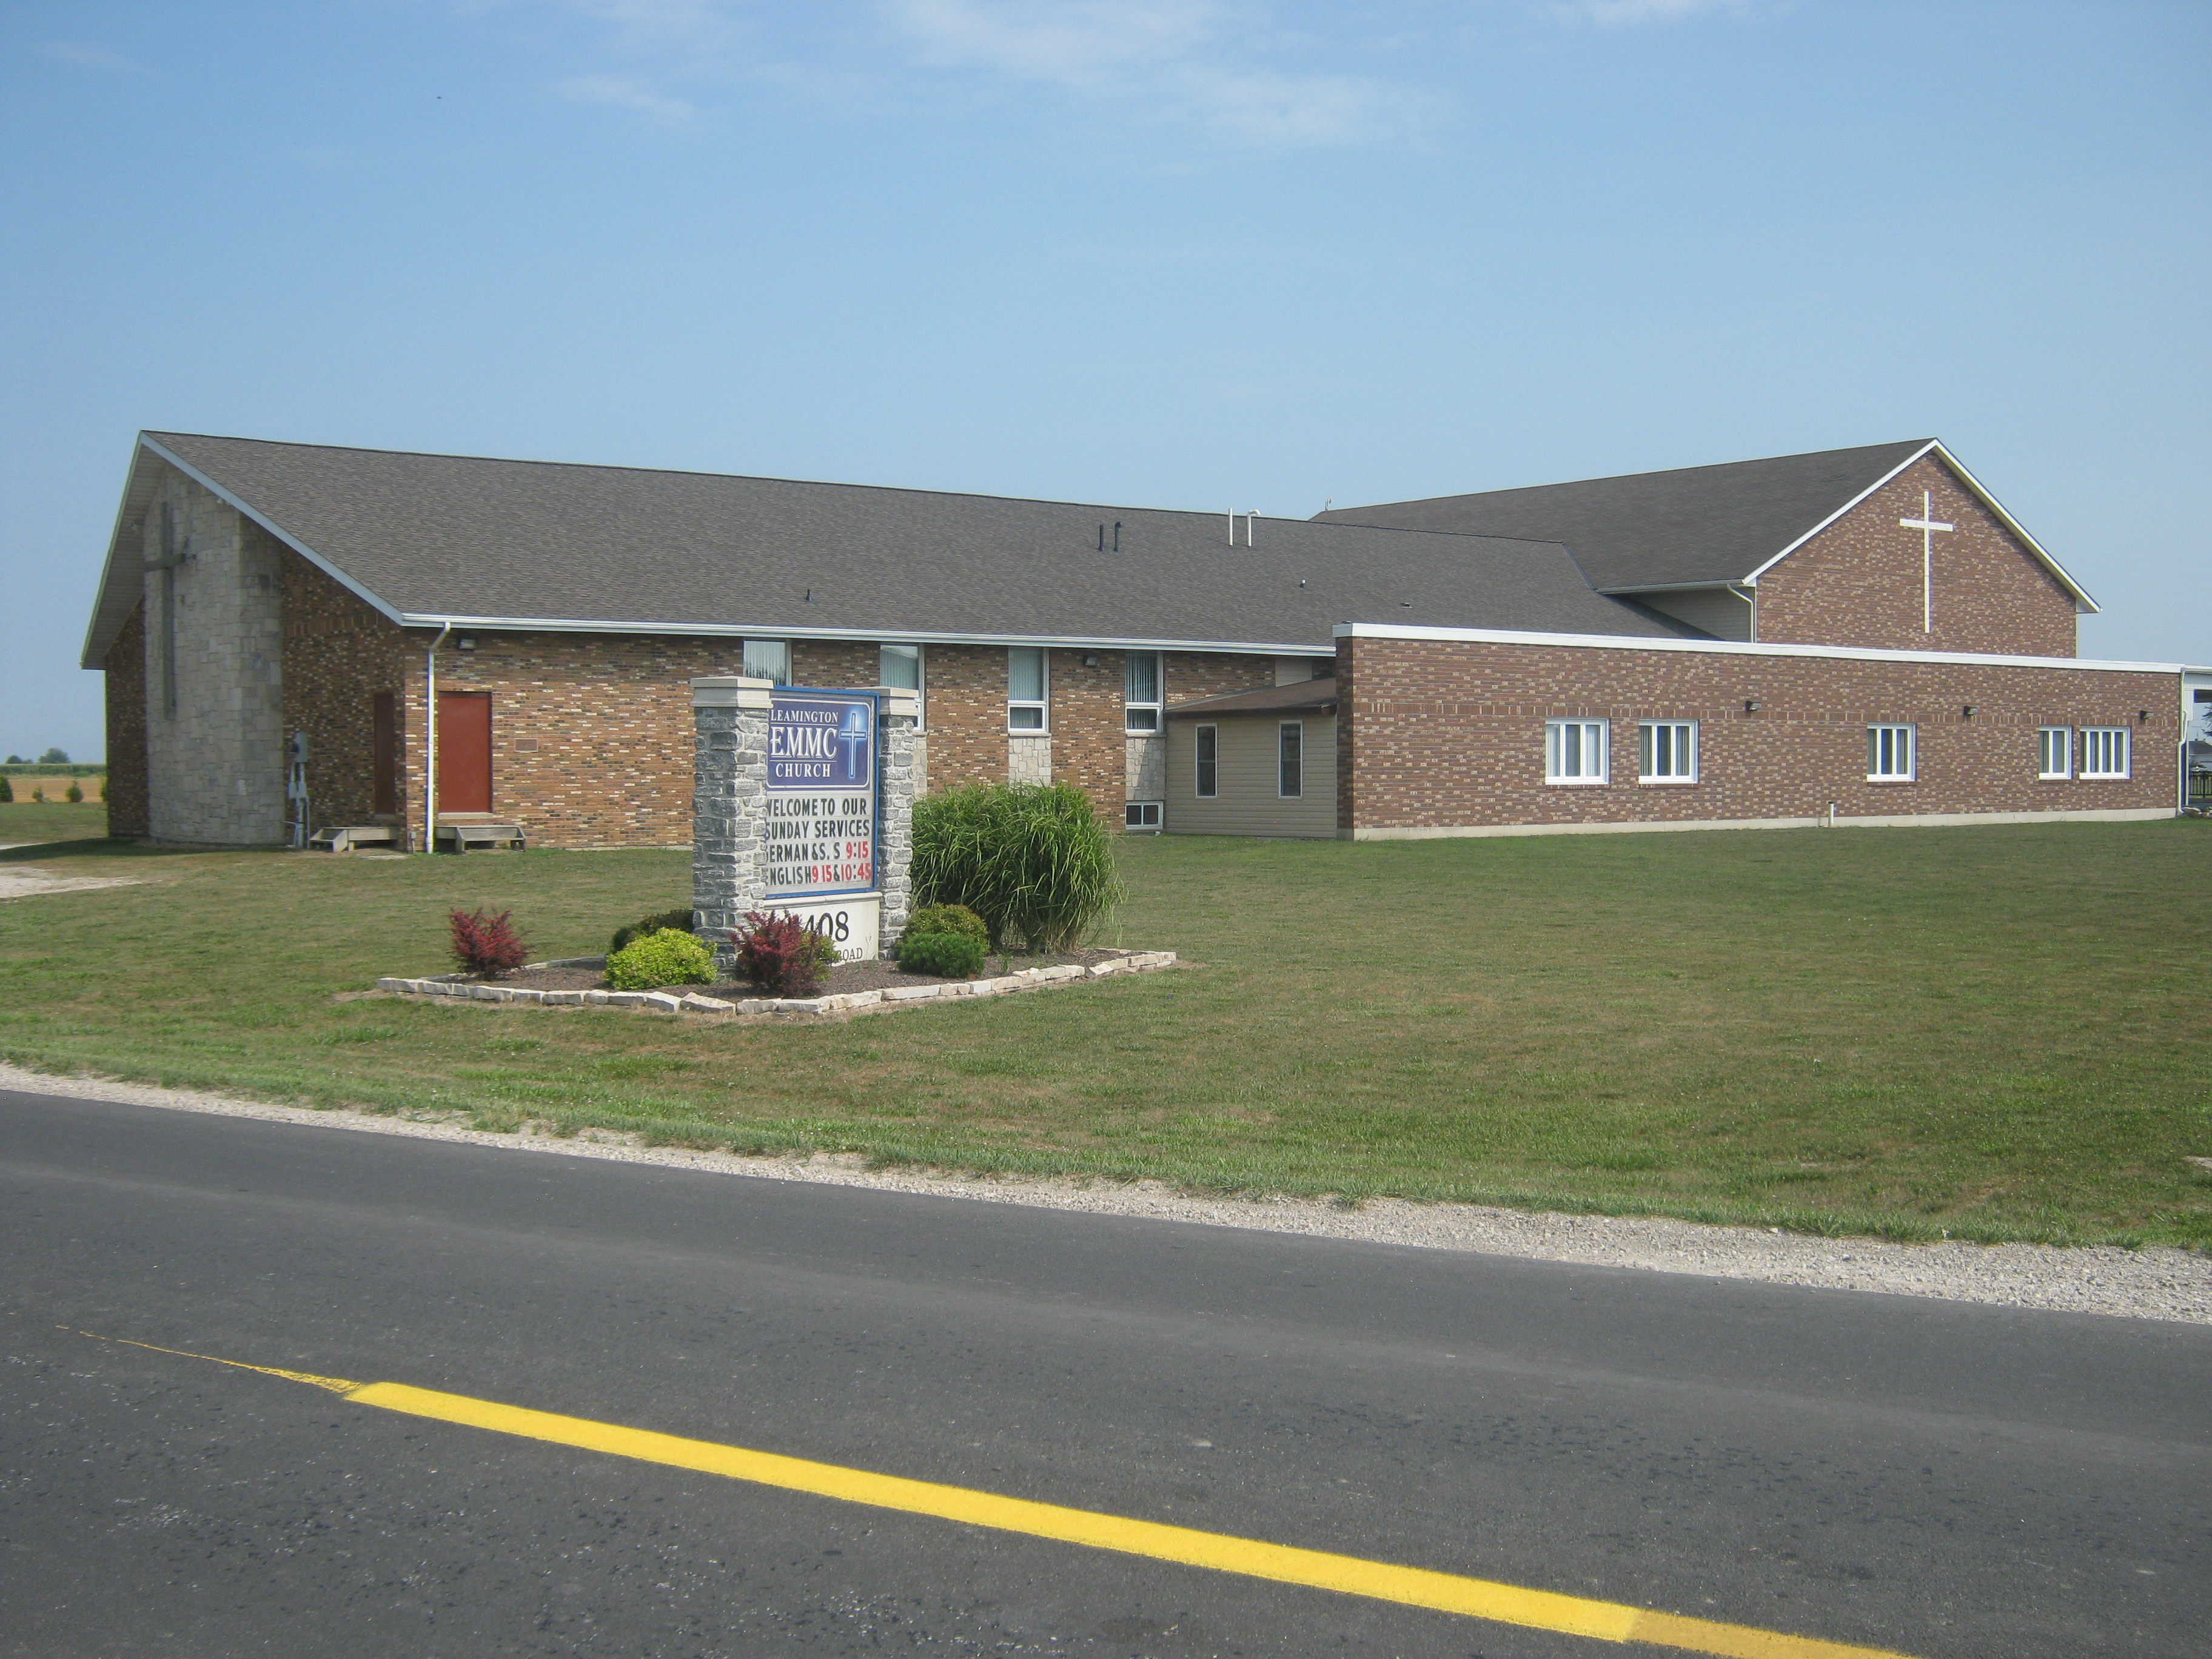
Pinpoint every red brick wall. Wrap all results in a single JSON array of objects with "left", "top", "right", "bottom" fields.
[
  {"left": 280, "top": 548, "right": 414, "bottom": 831},
  {"left": 412, "top": 631, "right": 750, "bottom": 848},
  {"left": 919, "top": 645, "right": 1008, "bottom": 792},
  {"left": 102, "top": 602, "right": 149, "bottom": 837},
  {"left": 1167, "top": 651, "right": 1275, "bottom": 703},
  {"left": 1339, "top": 633, "right": 2175, "bottom": 832},
  {"left": 792, "top": 640, "right": 880, "bottom": 690},
  {"left": 1756, "top": 456, "right": 2079, "bottom": 656},
  {"left": 1052, "top": 650, "right": 1125, "bottom": 807}
]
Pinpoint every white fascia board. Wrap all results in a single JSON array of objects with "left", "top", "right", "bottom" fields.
[
  {"left": 401, "top": 613, "right": 1323, "bottom": 656},
  {"left": 1334, "top": 620, "right": 2190, "bottom": 677},
  {"left": 138, "top": 435, "right": 410, "bottom": 628},
  {"left": 1741, "top": 440, "right": 2099, "bottom": 613},
  {"left": 78, "top": 439, "right": 164, "bottom": 669}
]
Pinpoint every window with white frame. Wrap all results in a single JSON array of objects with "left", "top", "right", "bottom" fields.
[
  {"left": 1279, "top": 722, "right": 1304, "bottom": 798},
  {"left": 742, "top": 638, "right": 790, "bottom": 685},
  {"left": 1545, "top": 719, "right": 1609, "bottom": 784},
  {"left": 2080, "top": 726, "right": 2130, "bottom": 778},
  {"left": 1867, "top": 724, "right": 1915, "bottom": 781},
  {"left": 2037, "top": 726, "right": 2071, "bottom": 779},
  {"left": 1195, "top": 725, "right": 1218, "bottom": 798},
  {"left": 879, "top": 643, "right": 922, "bottom": 728},
  {"left": 1125, "top": 652, "right": 1162, "bottom": 733},
  {"left": 1007, "top": 646, "right": 1047, "bottom": 731},
  {"left": 1638, "top": 720, "right": 1697, "bottom": 782},
  {"left": 1124, "top": 800, "right": 1162, "bottom": 830}
]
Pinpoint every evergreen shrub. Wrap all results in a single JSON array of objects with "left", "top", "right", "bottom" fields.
[
  {"left": 609, "top": 907, "right": 694, "bottom": 957},
  {"left": 896, "top": 930, "right": 986, "bottom": 979},
  {"left": 65, "top": 781, "right": 83, "bottom": 803},
  {"left": 449, "top": 907, "right": 528, "bottom": 977},
  {"left": 0, "top": 775, "right": 11, "bottom": 803},
  {"left": 606, "top": 928, "right": 715, "bottom": 990},
  {"left": 902, "top": 903, "right": 988, "bottom": 948},
  {"left": 911, "top": 783, "right": 1121, "bottom": 951}
]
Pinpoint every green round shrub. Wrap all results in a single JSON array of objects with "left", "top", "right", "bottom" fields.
[
  {"left": 606, "top": 928, "right": 715, "bottom": 990},
  {"left": 609, "top": 906, "right": 694, "bottom": 957},
  {"left": 902, "top": 903, "right": 988, "bottom": 948},
  {"left": 896, "top": 929, "right": 986, "bottom": 979}
]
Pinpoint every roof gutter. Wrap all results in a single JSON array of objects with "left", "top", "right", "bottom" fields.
[{"left": 395, "top": 614, "right": 1335, "bottom": 657}]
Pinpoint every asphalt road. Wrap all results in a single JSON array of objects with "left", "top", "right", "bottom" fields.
[{"left": 2, "top": 1087, "right": 2205, "bottom": 1658}]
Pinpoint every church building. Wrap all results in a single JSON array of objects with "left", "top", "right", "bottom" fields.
[{"left": 79, "top": 432, "right": 2205, "bottom": 849}]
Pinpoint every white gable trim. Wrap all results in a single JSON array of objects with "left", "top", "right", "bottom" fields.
[
  {"left": 1335, "top": 620, "right": 2202, "bottom": 677},
  {"left": 135, "top": 434, "right": 412, "bottom": 629},
  {"left": 1741, "top": 440, "right": 2099, "bottom": 613}
]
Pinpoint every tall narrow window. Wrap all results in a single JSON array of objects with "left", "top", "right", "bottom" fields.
[
  {"left": 2079, "top": 726, "right": 2130, "bottom": 779},
  {"left": 1125, "top": 652, "right": 1162, "bottom": 733},
  {"left": 1279, "top": 722, "right": 1304, "bottom": 798},
  {"left": 1545, "top": 719, "right": 1609, "bottom": 784},
  {"left": 2037, "top": 727, "right": 2072, "bottom": 779},
  {"left": 742, "top": 638, "right": 790, "bottom": 685},
  {"left": 1008, "top": 647, "right": 1047, "bottom": 731},
  {"left": 1638, "top": 720, "right": 1697, "bottom": 782},
  {"left": 1867, "top": 724, "right": 1916, "bottom": 781},
  {"left": 1195, "top": 724, "right": 1218, "bottom": 798},
  {"left": 879, "top": 643, "right": 923, "bottom": 728},
  {"left": 371, "top": 691, "right": 400, "bottom": 815}
]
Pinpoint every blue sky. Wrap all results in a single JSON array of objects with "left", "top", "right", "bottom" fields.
[{"left": 4, "top": 0, "right": 2205, "bottom": 762}]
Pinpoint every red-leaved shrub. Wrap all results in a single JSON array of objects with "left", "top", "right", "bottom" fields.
[
  {"left": 730, "top": 912, "right": 834, "bottom": 997},
  {"left": 450, "top": 907, "right": 528, "bottom": 978}
]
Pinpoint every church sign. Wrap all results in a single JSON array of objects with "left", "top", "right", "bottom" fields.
[{"left": 765, "top": 690, "right": 877, "bottom": 900}]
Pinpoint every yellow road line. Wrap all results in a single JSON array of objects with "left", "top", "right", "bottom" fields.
[{"left": 78, "top": 1332, "right": 1915, "bottom": 1659}]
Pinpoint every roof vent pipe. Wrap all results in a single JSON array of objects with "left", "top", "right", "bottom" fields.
[{"left": 1113, "top": 521, "right": 1121, "bottom": 553}]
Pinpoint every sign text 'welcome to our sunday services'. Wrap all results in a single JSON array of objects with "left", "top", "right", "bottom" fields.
[{"left": 765, "top": 691, "right": 876, "bottom": 899}]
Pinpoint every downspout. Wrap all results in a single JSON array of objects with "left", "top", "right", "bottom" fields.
[
  {"left": 423, "top": 622, "right": 451, "bottom": 853},
  {"left": 1732, "top": 583, "right": 1757, "bottom": 643}
]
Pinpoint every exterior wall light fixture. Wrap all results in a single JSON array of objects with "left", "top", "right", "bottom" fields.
[
  {"left": 1743, "top": 699, "right": 1760, "bottom": 714},
  {"left": 455, "top": 635, "right": 478, "bottom": 651},
  {"left": 1962, "top": 704, "right": 1976, "bottom": 719}
]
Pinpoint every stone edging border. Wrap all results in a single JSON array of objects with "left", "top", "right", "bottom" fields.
[{"left": 374, "top": 951, "right": 1178, "bottom": 1018}]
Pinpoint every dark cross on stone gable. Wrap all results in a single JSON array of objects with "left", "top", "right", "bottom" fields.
[
  {"left": 147, "top": 499, "right": 191, "bottom": 717},
  {"left": 1899, "top": 489, "right": 1955, "bottom": 635}
]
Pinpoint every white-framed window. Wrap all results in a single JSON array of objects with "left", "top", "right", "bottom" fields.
[
  {"left": 1545, "top": 719, "right": 1609, "bottom": 785},
  {"left": 1125, "top": 652, "right": 1162, "bottom": 733},
  {"left": 1638, "top": 720, "right": 1698, "bottom": 782},
  {"left": 2080, "top": 726, "right": 2131, "bottom": 779},
  {"left": 1867, "top": 724, "right": 1916, "bottom": 782},
  {"left": 1125, "top": 800, "right": 1162, "bottom": 830},
  {"left": 1195, "top": 724, "right": 1219, "bottom": 798},
  {"left": 2037, "top": 726, "right": 2072, "bottom": 779},
  {"left": 879, "top": 643, "right": 923, "bottom": 728},
  {"left": 1279, "top": 721, "right": 1304, "bottom": 798},
  {"left": 742, "top": 638, "right": 790, "bottom": 685},
  {"left": 1008, "top": 646, "right": 1047, "bottom": 731}
]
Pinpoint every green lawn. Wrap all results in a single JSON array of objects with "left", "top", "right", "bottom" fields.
[{"left": 2, "top": 808, "right": 2208, "bottom": 1247}]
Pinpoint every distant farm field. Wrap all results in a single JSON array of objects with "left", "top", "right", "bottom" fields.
[
  {"left": 0, "top": 772, "right": 104, "bottom": 804},
  {"left": 1, "top": 817, "right": 2207, "bottom": 1247}
]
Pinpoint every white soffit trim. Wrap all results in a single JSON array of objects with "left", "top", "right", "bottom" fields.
[
  {"left": 1741, "top": 440, "right": 2099, "bottom": 612},
  {"left": 1334, "top": 622, "right": 2200, "bottom": 677},
  {"left": 403, "top": 614, "right": 1326, "bottom": 656},
  {"left": 79, "top": 438, "right": 165, "bottom": 669},
  {"left": 137, "top": 435, "right": 411, "bottom": 628}
]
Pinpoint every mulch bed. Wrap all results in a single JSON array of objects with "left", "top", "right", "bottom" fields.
[{"left": 449, "top": 945, "right": 1132, "bottom": 1000}]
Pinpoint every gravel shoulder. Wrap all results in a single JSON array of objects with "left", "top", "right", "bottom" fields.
[{"left": 6, "top": 1059, "right": 2207, "bottom": 1326}]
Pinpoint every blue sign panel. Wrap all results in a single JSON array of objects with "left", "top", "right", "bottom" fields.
[{"left": 766, "top": 691, "right": 877, "bottom": 898}]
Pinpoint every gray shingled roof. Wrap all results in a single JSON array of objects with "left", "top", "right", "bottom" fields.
[
  {"left": 1315, "top": 440, "right": 1936, "bottom": 592},
  {"left": 82, "top": 434, "right": 1682, "bottom": 666},
  {"left": 1167, "top": 679, "right": 1338, "bottom": 718}
]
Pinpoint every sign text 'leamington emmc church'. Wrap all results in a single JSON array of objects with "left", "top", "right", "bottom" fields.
[{"left": 764, "top": 691, "right": 876, "bottom": 899}]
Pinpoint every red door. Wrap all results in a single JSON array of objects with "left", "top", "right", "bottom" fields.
[{"left": 437, "top": 692, "right": 493, "bottom": 814}]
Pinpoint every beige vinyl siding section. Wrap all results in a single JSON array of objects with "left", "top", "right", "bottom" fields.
[{"left": 1165, "top": 714, "right": 1337, "bottom": 838}]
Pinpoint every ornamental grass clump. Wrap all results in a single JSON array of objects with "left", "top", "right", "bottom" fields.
[
  {"left": 449, "top": 907, "right": 528, "bottom": 978},
  {"left": 911, "top": 783, "right": 1121, "bottom": 951},
  {"left": 605, "top": 928, "right": 715, "bottom": 991},
  {"left": 730, "top": 912, "right": 837, "bottom": 998}
]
